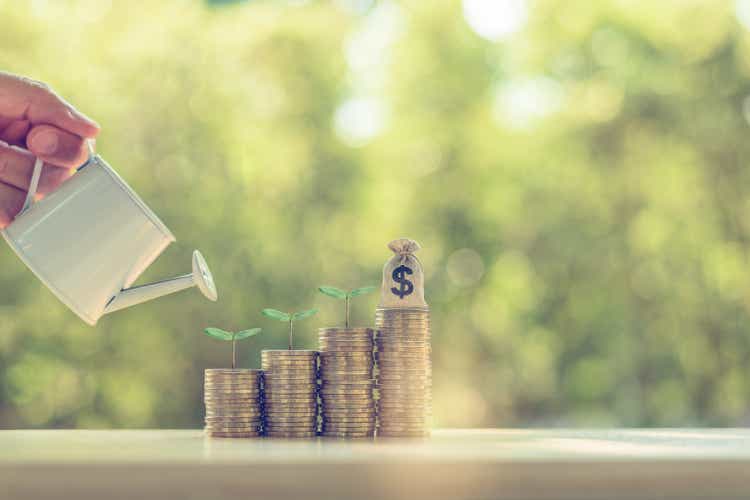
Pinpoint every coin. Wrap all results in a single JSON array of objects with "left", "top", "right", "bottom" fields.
[
  {"left": 264, "top": 414, "right": 318, "bottom": 420},
  {"left": 322, "top": 408, "right": 375, "bottom": 415},
  {"left": 264, "top": 401, "right": 317, "bottom": 408},
  {"left": 205, "top": 413, "right": 263, "bottom": 420},
  {"left": 206, "top": 432, "right": 263, "bottom": 438},
  {"left": 264, "top": 399, "right": 317, "bottom": 406},
  {"left": 320, "top": 374, "right": 372, "bottom": 379},
  {"left": 205, "top": 409, "right": 262, "bottom": 419},
  {"left": 264, "top": 425, "right": 317, "bottom": 432},
  {"left": 319, "top": 348, "right": 372, "bottom": 354},
  {"left": 265, "top": 419, "right": 318, "bottom": 426},
  {"left": 204, "top": 387, "right": 261, "bottom": 393},
  {"left": 263, "top": 381, "right": 318, "bottom": 388},
  {"left": 323, "top": 425, "right": 376, "bottom": 433},
  {"left": 263, "top": 376, "right": 317, "bottom": 383},
  {"left": 262, "top": 368, "right": 317, "bottom": 374},
  {"left": 320, "top": 381, "right": 374, "bottom": 388},
  {"left": 206, "top": 426, "right": 262, "bottom": 433},
  {"left": 264, "top": 410, "right": 317, "bottom": 417},
  {"left": 322, "top": 417, "right": 374, "bottom": 424},
  {"left": 321, "top": 400, "right": 375, "bottom": 407},
  {"left": 261, "top": 361, "right": 317, "bottom": 367},
  {"left": 262, "top": 367, "right": 317, "bottom": 373},
  {"left": 262, "top": 351, "right": 318, "bottom": 359},
  {"left": 320, "top": 361, "right": 372, "bottom": 367},
  {"left": 265, "top": 431, "right": 317, "bottom": 438},
  {"left": 321, "top": 432, "right": 374, "bottom": 439},
  {"left": 203, "top": 375, "right": 263, "bottom": 385},
  {"left": 323, "top": 421, "right": 375, "bottom": 428},
  {"left": 204, "top": 404, "right": 261, "bottom": 411},
  {"left": 320, "top": 396, "right": 372, "bottom": 403},
  {"left": 204, "top": 400, "right": 261, "bottom": 406},
  {"left": 320, "top": 361, "right": 371, "bottom": 367},
  {"left": 321, "top": 406, "right": 375, "bottom": 415},
  {"left": 263, "top": 387, "right": 318, "bottom": 394},
  {"left": 263, "top": 408, "right": 318, "bottom": 413},
  {"left": 320, "top": 352, "right": 372, "bottom": 359},
  {"left": 205, "top": 369, "right": 263, "bottom": 375}
]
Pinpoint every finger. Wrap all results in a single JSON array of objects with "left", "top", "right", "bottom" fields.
[
  {"left": 1, "top": 119, "right": 30, "bottom": 145},
  {"left": 0, "top": 180, "right": 24, "bottom": 228},
  {"left": 27, "top": 124, "right": 88, "bottom": 168},
  {"left": 0, "top": 72, "right": 99, "bottom": 138},
  {"left": 0, "top": 141, "right": 74, "bottom": 195}
]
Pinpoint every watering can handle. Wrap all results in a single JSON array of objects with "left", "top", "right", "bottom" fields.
[
  {"left": 20, "top": 157, "right": 43, "bottom": 214},
  {"left": 19, "top": 139, "right": 95, "bottom": 215}
]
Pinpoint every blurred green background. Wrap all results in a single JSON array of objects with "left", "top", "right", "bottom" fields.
[{"left": 1, "top": 0, "right": 750, "bottom": 429}]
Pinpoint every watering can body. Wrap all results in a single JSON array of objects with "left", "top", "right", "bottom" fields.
[{"left": 1, "top": 152, "right": 217, "bottom": 325}]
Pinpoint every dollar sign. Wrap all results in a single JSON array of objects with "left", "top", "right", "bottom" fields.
[{"left": 391, "top": 265, "right": 414, "bottom": 299}]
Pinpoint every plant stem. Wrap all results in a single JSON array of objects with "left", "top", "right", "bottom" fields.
[
  {"left": 345, "top": 296, "right": 350, "bottom": 329},
  {"left": 232, "top": 337, "right": 236, "bottom": 369},
  {"left": 288, "top": 320, "right": 293, "bottom": 350}
]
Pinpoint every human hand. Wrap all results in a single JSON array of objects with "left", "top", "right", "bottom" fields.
[{"left": 0, "top": 72, "right": 99, "bottom": 227}]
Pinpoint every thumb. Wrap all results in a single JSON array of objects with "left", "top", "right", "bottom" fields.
[{"left": 26, "top": 124, "right": 89, "bottom": 169}]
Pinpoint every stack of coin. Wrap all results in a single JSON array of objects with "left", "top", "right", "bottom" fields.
[
  {"left": 318, "top": 327, "right": 375, "bottom": 438},
  {"left": 261, "top": 350, "right": 319, "bottom": 438},
  {"left": 374, "top": 307, "right": 432, "bottom": 437},
  {"left": 204, "top": 369, "right": 263, "bottom": 438}
]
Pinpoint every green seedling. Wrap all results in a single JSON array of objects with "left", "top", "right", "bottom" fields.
[
  {"left": 204, "top": 327, "right": 262, "bottom": 369},
  {"left": 318, "top": 285, "right": 376, "bottom": 328},
  {"left": 262, "top": 308, "right": 318, "bottom": 350}
]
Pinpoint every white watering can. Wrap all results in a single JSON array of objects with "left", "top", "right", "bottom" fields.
[{"left": 1, "top": 145, "right": 218, "bottom": 325}]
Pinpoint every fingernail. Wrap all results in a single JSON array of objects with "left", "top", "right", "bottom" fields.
[{"left": 29, "top": 130, "right": 58, "bottom": 155}]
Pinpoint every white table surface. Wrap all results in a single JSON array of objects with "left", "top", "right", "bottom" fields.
[{"left": 2, "top": 428, "right": 749, "bottom": 499}]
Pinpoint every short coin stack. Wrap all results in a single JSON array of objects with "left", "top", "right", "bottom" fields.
[
  {"left": 318, "top": 327, "right": 376, "bottom": 438},
  {"left": 203, "top": 369, "right": 263, "bottom": 438},
  {"left": 261, "top": 350, "right": 319, "bottom": 438},
  {"left": 374, "top": 307, "right": 432, "bottom": 437}
]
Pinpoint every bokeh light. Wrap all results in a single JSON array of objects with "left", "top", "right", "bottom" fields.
[{"left": 462, "top": 0, "right": 527, "bottom": 41}]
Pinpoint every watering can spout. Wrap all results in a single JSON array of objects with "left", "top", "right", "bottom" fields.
[{"left": 103, "top": 250, "right": 218, "bottom": 315}]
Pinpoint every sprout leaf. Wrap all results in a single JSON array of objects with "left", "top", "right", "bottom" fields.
[
  {"left": 292, "top": 308, "right": 318, "bottom": 321},
  {"left": 262, "top": 309, "right": 291, "bottom": 321},
  {"left": 348, "top": 286, "right": 376, "bottom": 297},
  {"left": 318, "top": 286, "right": 347, "bottom": 299},
  {"left": 204, "top": 327, "right": 233, "bottom": 341},
  {"left": 235, "top": 328, "right": 262, "bottom": 340}
]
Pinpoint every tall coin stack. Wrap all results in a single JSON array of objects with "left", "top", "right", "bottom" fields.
[
  {"left": 318, "top": 327, "right": 376, "bottom": 438},
  {"left": 375, "top": 307, "right": 432, "bottom": 437},
  {"left": 204, "top": 369, "right": 263, "bottom": 438},
  {"left": 261, "top": 350, "right": 319, "bottom": 438}
]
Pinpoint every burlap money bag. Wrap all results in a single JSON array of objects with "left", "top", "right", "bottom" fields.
[{"left": 379, "top": 238, "right": 428, "bottom": 308}]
